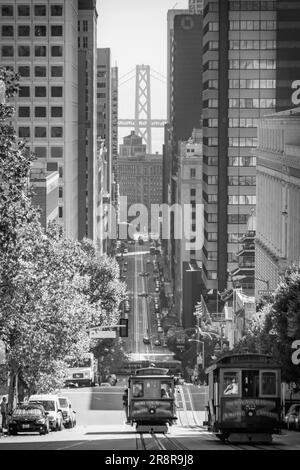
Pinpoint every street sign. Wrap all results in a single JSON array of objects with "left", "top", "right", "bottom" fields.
[
  {"left": 89, "top": 329, "right": 117, "bottom": 339},
  {"left": 258, "top": 290, "right": 273, "bottom": 296}
]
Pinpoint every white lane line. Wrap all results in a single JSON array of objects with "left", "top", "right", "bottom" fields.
[{"left": 57, "top": 440, "right": 88, "bottom": 450}]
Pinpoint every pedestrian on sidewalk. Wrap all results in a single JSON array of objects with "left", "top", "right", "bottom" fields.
[{"left": 1, "top": 396, "right": 8, "bottom": 432}]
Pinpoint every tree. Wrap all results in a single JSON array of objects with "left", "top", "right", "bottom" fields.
[
  {"left": 234, "top": 265, "right": 300, "bottom": 386},
  {"left": 92, "top": 338, "right": 127, "bottom": 381}
]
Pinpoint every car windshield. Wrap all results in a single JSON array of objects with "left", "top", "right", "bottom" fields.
[
  {"left": 13, "top": 407, "right": 43, "bottom": 417},
  {"left": 59, "top": 398, "right": 68, "bottom": 408},
  {"left": 66, "top": 357, "right": 91, "bottom": 367},
  {"left": 31, "top": 400, "right": 55, "bottom": 411}
]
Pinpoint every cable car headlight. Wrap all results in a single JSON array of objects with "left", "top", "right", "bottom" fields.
[{"left": 149, "top": 408, "right": 156, "bottom": 414}]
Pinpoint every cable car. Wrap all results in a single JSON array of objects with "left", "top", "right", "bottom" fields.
[
  {"left": 123, "top": 366, "right": 177, "bottom": 433},
  {"left": 205, "top": 353, "right": 282, "bottom": 443}
]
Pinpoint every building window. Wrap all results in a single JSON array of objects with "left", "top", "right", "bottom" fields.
[
  {"left": 208, "top": 195, "right": 218, "bottom": 204},
  {"left": 51, "top": 87, "right": 63, "bottom": 98},
  {"left": 190, "top": 188, "right": 196, "bottom": 197},
  {"left": 18, "top": 25, "right": 30, "bottom": 36},
  {"left": 228, "top": 214, "right": 248, "bottom": 224},
  {"left": 18, "top": 66, "right": 30, "bottom": 77},
  {"left": 190, "top": 168, "right": 196, "bottom": 178},
  {"left": 207, "top": 176, "right": 218, "bottom": 184},
  {"left": 18, "top": 5, "right": 30, "bottom": 16},
  {"left": 83, "top": 37, "right": 88, "bottom": 48},
  {"left": 207, "top": 232, "right": 217, "bottom": 241},
  {"left": 35, "top": 86, "right": 46, "bottom": 97},
  {"left": 34, "top": 5, "right": 46, "bottom": 16},
  {"left": 228, "top": 252, "right": 238, "bottom": 263},
  {"left": 228, "top": 233, "right": 240, "bottom": 243},
  {"left": 207, "top": 252, "right": 217, "bottom": 261},
  {"left": 2, "top": 25, "right": 13, "bottom": 36},
  {"left": 78, "top": 20, "right": 80, "bottom": 32},
  {"left": 59, "top": 187, "right": 63, "bottom": 198},
  {"left": 2, "top": 45, "right": 13, "bottom": 57},
  {"left": 35, "top": 25, "right": 46, "bottom": 36},
  {"left": 19, "top": 127, "right": 30, "bottom": 138},
  {"left": 35, "top": 127, "right": 47, "bottom": 138},
  {"left": 18, "top": 107, "right": 30, "bottom": 118},
  {"left": 83, "top": 20, "right": 88, "bottom": 32},
  {"left": 207, "top": 213, "right": 218, "bottom": 223},
  {"left": 51, "top": 25, "right": 63, "bottom": 36},
  {"left": 35, "top": 66, "right": 46, "bottom": 77},
  {"left": 78, "top": 37, "right": 80, "bottom": 48},
  {"left": 51, "top": 147, "right": 63, "bottom": 158},
  {"left": 59, "top": 207, "right": 63, "bottom": 218},
  {"left": 59, "top": 166, "right": 63, "bottom": 178},
  {"left": 34, "top": 147, "right": 46, "bottom": 158},
  {"left": 19, "top": 86, "right": 30, "bottom": 98},
  {"left": 51, "top": 127, "right": 63, "bottom": 138},
  {"left": 207, "top": 271, "right": 217, "bottom": 280},
  {"left": 51, "top": 107, "right": 63, "bottom": 118},
  {"left": 51, "top": 66, "right": 63, "bottom": 77},
  {"left": 51, "top": 5, "right": 63, "bottom": 16},
  {"left": 35, "top": 107, "right": 46, "bottom": 118},
  {"left": 51, "top": 46, "right": 63, "bottom": 57},
  {"left": 1, "top": 5, "right": 13, "bottom": 16},
  {"left": 18, "top": 46, "right": 30, "bottom": 57},
  {"left": 35, "top": 45, "right": 47, "bottom": 57}
]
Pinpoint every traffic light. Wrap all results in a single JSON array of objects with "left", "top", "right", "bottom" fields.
[{"left": 119, "top": 318, "right": 128, "bottom": 337}]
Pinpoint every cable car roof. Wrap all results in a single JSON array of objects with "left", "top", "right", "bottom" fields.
[
  {"left": 134, "top": 367, "right": 170, "bottom": 376},
  {"left": 205, "top": 353, "right": 281, "bottom": 373}
]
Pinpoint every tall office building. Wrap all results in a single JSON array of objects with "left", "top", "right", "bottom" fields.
[
  {"left": 202, "top": 0, "right": 300, "bottom": 294},
  {"left": 78, "top": 0, "right": 98, "bottom": 242},
  {"left": 164, "top": 9, "right": 203, "bottom": 300},
  {"left": 0, "top": 0, "right": 98, "bottom": 241}
]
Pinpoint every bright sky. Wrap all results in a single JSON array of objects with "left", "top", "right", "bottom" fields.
[{"left": 96, "top": 0, "right": 189, "bottom": 153}]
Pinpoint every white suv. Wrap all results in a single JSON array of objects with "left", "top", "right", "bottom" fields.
[
  {"left": 28, "top": 394, "right": 63, "bottom": 431},
  {"left": 58, "top": 397, "right": 76, "bottom": 428}
]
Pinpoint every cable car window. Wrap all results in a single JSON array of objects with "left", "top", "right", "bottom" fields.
[
  {"left": 161, "top": 382, "right": 172, "bottom": 398},
  {"left": 223, "top": 371, "right": 239, "bottom": 395},
  {"left": 242, "top": 370, "right": 259, "bottom": 397},
  {"left": 132, "top": 382, "right": 144, "bottom": 397},
  {"left": 260, "top": 371, "right": 277, "bottom": 396}
]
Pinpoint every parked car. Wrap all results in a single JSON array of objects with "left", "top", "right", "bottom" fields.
[
  {"left": 100, "top": 382, "right": 112, "bottom": 387},
  {"left": 284, "top": 403, "right": 300, "bottom": 430},
  {"left": 8, "top": 403, "right": 50, "bottom": 436},
  {"left": 58, "top": 397, "right": 76, "bottom": 429},
  {"left": 143, "top": 336, "right": 151, "bottom": 345},
  {"left": 154, "top": 339, "right": 161, "bottom": 346},
  {"left": 28, "top": 394, "right": 63, "bottom": 431}
]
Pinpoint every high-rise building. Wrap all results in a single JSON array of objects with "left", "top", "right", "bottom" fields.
[
  {"left": 78, "top": 0, "right": 98, "bottom": 242},
  {"left": 96, "top": 48, "right": 111, "bottom": 193},
  {"left": 165, "top": 9, "right": 203, "bottom": 297},
  {"left": 255, "top": 107, "right": 300, "bottom": 298},
  {"left": 0, "top": 0, "right": 98, "bottom": 241},
  {"left": 117, "top": 132, "right": 162, "bottom": 225},
  {"left": 174, "top": 129, "right": 204, "bottom": 328},
  {"left": 202, "top": 0, "right": 300, "bottom": 295}
]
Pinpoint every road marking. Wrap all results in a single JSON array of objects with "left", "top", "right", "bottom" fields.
[{"left": 57, "top": 440, "right": 88, "bottom": 450}]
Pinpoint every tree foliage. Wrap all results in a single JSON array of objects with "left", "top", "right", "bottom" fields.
[
  {"left": 234, "top": 265, "right": 300, "bottom": 385},
  {"left": 0, "top": 67, "right": 126, "bottom": 407}
]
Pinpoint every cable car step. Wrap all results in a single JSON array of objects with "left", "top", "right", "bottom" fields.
[
  {"left": 227, "top": 433, "right": 272, "bottom": 444},
  {"left": 136, "top": 425, "right": 168, "bottom": 433}
]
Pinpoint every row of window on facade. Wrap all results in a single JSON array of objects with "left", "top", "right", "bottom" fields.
[
  {"left": 204, "top": 156, "right": 256, "bottom": 167},
  {"left": 203, "top": 250, "right": 250, "bottom": 264},
  {"left": 11, "top": 65, "right": 63, "bottom": 78},
  {"left": 204, "top": 137, "right": 258, "bottom": 147},
  {"left": 205, "top": 39, "right": 276, "bottom": 52},
  {"left": 206, "top": 19, "right": 276, "bottom": 32},
  {"left": 78, "top": 20, "right": 88, "bottom": 32},
  {"left": 205, "top": 79, "right": 276, "bottom": 90},
  {"left": 204, "top": 176, "right": 256, "bottom": 186},
  {"left": 204, "top": 230, "right": 254, "bottom": 243},
  {"left": 206, "top": 59, "right": 276, "bottom": 71},
  {"left": 18, "top": 126, "right": 63, "bottom": 138},
  {"left": 203, "top": 1, "right": 276, "bottom": 15},
  {"left": 205, "top": 213, "right": 250, "bottom": 225},
  {"left": 78, "top": 37, "right": 88, "bottom": 49},
  {"left": 205, "top": 98, "right": 275, "bottom": 109},
  {"left": 18, "top": 86, "right": 63, "bottom": 98},
  {"left": 1, "top": 24, "right": 63, "bottom": 37},
  {"left": 1, "top": 45, "right": 64, "bottom": 57},
  {"left": 18, "top": 106, "right": 63, "bottom": 118},
  {"left": 1, "top": 4, "right": 63, "bottom": 17}
]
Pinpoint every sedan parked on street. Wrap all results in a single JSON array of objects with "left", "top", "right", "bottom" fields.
[
  {"left": 8, "top": 404, "right": 50, "bottom": 436},
  {"left": 284, "top": 403, "right": 300, "bottom": 430},
  {"left": 58, "top": 397, "right": 76, "bottom": 429}
]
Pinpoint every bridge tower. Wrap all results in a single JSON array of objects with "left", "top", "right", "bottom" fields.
[{"left": 135, "top": 65, "right": 152, "bottom": 154}]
